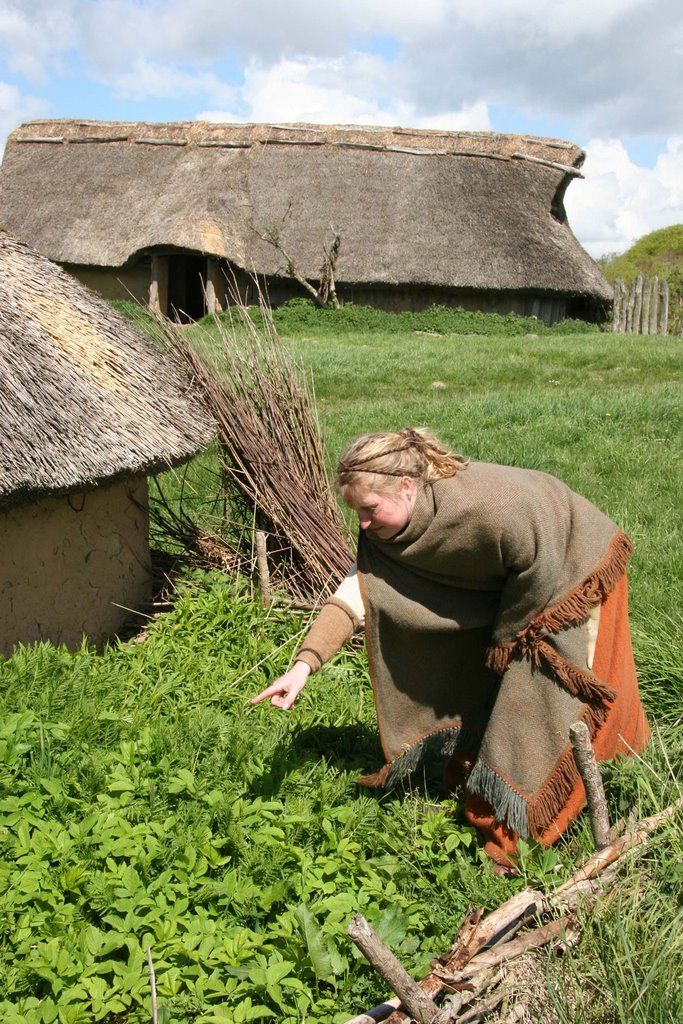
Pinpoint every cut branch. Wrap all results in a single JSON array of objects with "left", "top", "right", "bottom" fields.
[
  {"left": 348, "top": 914, "right": 439, "bottom": 1024},
  {"left": 436, "top": 918, "right": 573, "bottom": 982},
  {"left": 569, "top": 720, "right": 611, "bottom": 849},
  {"left": 255, "top": 529, "right": 272, "bottom": 607},
  {"left": 146, "top": 946, "right": 158, "bottom": 1024},
  {"left": 555, "top": 796, "right": 683, "bottom": 889}
]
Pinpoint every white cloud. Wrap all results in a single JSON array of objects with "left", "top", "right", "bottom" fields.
[
  {"left": 441, "top": 0, "right": 646, "bottom": 42},
  {"left": 565, "top": 137, "right": 683, "bottom": 257},
  {"left": 0, "top": 1, "right": 77, "bottom": 82},
  {"left": 197, "top": 55, "right": 490, "bottom": 131},
  {"left": 108, "top": 59, "right": 237, "bottom": 106},
  {"left": 0, "top": 81, "right": 49, "bottom": 157},
  {"left": 411, "top": 103, "right": 491, "bottom": 132},
  {"left": 397, "top": 0, "right": 683, "bottom": 139}
]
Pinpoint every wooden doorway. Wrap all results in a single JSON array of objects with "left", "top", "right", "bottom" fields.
[{"left": 167, "top": 253, "right": 206, "bottom": 322}]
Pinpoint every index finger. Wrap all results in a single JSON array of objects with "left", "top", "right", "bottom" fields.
[{"left": 250, "top": 682, "right": 285, "bottom": 705}]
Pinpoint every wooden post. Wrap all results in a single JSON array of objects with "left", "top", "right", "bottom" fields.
[
  {"left": 659, "top": 278, "right": 669, "bottom": 335},
  {"left": 347, "top": 915, "right": 439, "bottom": 1024},
  {"left": 649, "top": 276, "right": 659, "bottom": 334},
  {"left": 206, "top": 257, "right": 224, "bottom": 315},
  {"left": 149, "top": 253, "right": 168, "bottom": 316},
  {"left": 641, "top": 277, "right": 651, "bottom": 335},
  {"left": 612, "top": 281, "right": 621, "bottom": 333},
  {"left": 633, "top": 274, "right": 643, "bottom": 335},
  {"left": 569, "top": 721, "right": 611, "bottom": 849},
  {"left": 614, "top": 279, "right": 627, "bottom": 333},
  {"left": 625, "top": 279, "right": 635, "bottom": 333}
]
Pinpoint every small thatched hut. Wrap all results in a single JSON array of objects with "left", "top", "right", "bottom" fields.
[
  {"left": 0, "top": 229, "right": 214, "bottom": 655},
  {"left": 0, "top": 119, "right": 611, "bottom": 324}
]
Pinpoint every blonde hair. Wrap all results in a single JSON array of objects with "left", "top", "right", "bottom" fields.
[{"left": 335, "top": 428, "right": 468, "bottom": 502}]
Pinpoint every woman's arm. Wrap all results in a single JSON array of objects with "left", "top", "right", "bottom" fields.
[{"left": 250, "top": 566, "right": 363, "bottom": 709}]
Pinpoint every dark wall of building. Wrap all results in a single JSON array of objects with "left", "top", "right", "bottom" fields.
[
  {"left": 65, "top": 259, "right": 151, "bottom": 305},
  {"left": 62, "top": 254, "right": 608, "bottom": 326}
]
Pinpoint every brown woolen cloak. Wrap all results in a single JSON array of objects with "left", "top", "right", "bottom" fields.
[{"left": 357, "top": 462, "right": 647, "bottom": 840}]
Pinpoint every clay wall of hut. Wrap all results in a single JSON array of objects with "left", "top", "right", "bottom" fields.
[{"left": 0, "top": 478, "right": 150, "bottom": 655}]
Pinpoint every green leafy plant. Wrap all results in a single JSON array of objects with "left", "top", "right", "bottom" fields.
[{"left": 2, "top": 327, "right": 682, "bottom": 1023}]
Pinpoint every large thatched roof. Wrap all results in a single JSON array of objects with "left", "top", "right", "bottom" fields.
[
  {"left": 0, "top": 119, "right": 610, "bottom": 300},
  {"left": 0, "top": 229, "right": 214, "bottom": 508}
]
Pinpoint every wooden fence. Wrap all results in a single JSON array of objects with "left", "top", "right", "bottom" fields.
[{"left": 612, "top": 276, "right": 669, "bottom": 334}]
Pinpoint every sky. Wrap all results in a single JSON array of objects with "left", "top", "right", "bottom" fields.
[{"left": 0, "top": 0, "right": 681, "bottom": 258}]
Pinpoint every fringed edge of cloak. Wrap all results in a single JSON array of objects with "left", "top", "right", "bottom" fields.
[
  {"left": 486, "top": 530, "right": 633, "bottom": 685},
  {"left": 467, "top": 700, "right": 609, "bottom": 839},
  {"left": 357, "top": 724, "right": 482, "bottom": 789},
  {"left": 476, "top": 535, "right": 632, "bottom": 838},
  {"left": 533, "top": 638, "right": 617, "bottom": 705},
  {"left": 467, "top": 757, "right": 529, "bottom": 836}
]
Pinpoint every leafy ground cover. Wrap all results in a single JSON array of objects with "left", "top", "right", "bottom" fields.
[
  {"left": 213, "top": 298, "right": 598, "bottom": 338},
  {"left": 1, "top": 325, "right": 682, "bottom": 1023}
]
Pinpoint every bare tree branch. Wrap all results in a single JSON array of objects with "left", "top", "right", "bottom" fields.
[{"left": 255, "top": 208, "right": 342, "bottom": 308}]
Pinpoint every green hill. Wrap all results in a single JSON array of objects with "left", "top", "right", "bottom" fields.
[
  {"left": 598, "top": 225, "right": 682, "bottom": 333},
  {"left": 598, "top": 224, "right": 683, "bottom": 288}
]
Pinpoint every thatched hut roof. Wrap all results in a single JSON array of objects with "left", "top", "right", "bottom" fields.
[
  {"left": 0, "top": 229, "right": 214, "bottom": 509},
  {"left": 0, "top": 119, "right": 610, "bottom": 300}
]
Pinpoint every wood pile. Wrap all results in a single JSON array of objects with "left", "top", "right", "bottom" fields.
[
  {"left": 152, "top": 299, "right": 354, "bottom": 604},
  {"left": 343, "top": 728, "right": 682, "bottom": 1024}
]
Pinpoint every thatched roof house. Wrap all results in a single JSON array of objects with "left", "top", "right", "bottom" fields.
[
  {"left": 0, "top": 119, "right": 611, "bottom": 324},
  {"left": 0, "top": 229, "right": 213, "bottom": 654}
]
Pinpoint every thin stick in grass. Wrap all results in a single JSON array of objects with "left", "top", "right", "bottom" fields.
[{"left": 147, "top": 946, "right": 158, "bottom": 1024}]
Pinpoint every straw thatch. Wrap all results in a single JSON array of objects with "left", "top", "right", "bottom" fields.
[
  {"left": 0, "top": 229, "right": 214, "bottom": 509},
  {"left": 0, "top": 119, "right": 611, "bottom": 305}
]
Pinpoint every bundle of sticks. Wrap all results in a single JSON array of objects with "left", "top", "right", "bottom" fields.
[{"left": 153, "top": 300, "right": 354, "bottom": 604}]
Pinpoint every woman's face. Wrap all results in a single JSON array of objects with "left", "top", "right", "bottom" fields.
[{"left": 347, "top": 477, "right": 417, "bottom": 540}]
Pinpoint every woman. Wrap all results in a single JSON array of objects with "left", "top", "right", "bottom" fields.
[{"left": 252, "top": 429, "right": 649, "bottom": 870}]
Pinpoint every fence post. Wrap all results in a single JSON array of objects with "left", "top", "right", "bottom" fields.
[
  {"left": 633, "top": 274, "right": 643, "bottom": 333},
  {"left": 625, "top": 279, "right": 635, "bottom": 332},
  {"left": 641, "top": 278, "right": 651, "bottom": 335},
  {"left": 649, "top": 276, "right": 660, "bottom": 334},
  {"left": 659, "top": 278, "right": 669, "bottom": 335},
  {"left": 612, "top": 280, "right": 621, "bottom": 332}
]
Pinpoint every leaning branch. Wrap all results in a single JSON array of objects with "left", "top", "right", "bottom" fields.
[
  {"left": 348, "top": 915, "right": 438, "bottom": 1024},
  {"left": 569, "top": 721, "right": 611, "bottom": 849}
]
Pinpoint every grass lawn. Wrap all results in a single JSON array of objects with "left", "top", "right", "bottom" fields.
[{"left": 0, "top": 323, "right": 681, "bottom": 1024}]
